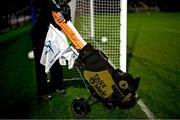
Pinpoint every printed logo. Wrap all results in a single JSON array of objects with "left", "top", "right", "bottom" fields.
[
  {"left": 44, "top": 40, "right": 54, "bottom": 55},
  {"left": 90, "top": 73, "right": 107, "bottom": 97},
  {"left": 119, "top": 80, "right": 128, "bottom": 89}
]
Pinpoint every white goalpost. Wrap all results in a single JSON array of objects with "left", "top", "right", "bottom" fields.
[
  {"left": 73, "top": 0, "right": 127, "bottom": 70},
  {"left": 65, "top": 0, "right": 127, "bottom": 80},
  {"left": 89, "top": 0, "right": 127, "bottom": 72},
  {"left": 120, "top": 0, "right": 127, "bottom": 72}
]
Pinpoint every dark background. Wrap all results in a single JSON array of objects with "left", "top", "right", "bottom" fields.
[
  {"left": 0, "top": 0, "right": 180, "bottom": 31},
  {"left": 0, "top": 0, "right": 180, "bottom": 16}
]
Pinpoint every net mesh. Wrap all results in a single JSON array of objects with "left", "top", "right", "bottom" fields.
[{"left": 63, "top": 0, "right": 121, "bottom": 80}]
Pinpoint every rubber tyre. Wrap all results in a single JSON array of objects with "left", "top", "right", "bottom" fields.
[{"left": 71, "top": 98, "right": 90, "bottom": 117}]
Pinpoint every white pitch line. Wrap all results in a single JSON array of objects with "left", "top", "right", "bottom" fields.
[
  {"left": 160, "top": 27, "right": 180, "bottom": 33},
  {"left": 137, "top": 98, "right": 156, "bottom": 119}
]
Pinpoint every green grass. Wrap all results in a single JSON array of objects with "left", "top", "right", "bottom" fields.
[
  {"left": 0, "top": 12, "right": 180, "bottom": 119},
  {"left": 128, "top": 12, "right": 180, "bottom": 119}
]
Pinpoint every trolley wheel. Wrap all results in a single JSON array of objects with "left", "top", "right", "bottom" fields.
[{"left": 71, "top": 97, "right": 91, "bottom": 116}]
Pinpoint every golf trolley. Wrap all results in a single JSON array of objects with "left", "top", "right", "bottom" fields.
[
  {"left": 70, "top": 44, "right": 140, "bottom": 116},
  {"left": 52, "top": 12, "right": 140, "bottom": 117}
]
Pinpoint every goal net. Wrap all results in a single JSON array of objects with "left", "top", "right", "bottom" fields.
[{"left": 63, "top": 0, "right": 127, "bottom": 80}]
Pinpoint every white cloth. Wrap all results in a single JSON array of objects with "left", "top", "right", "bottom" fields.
[
  {"left": 60, "top": 46, "right": 79, "bottom": 69},
  {"left": 40, "top": 24, "right": 69, "bottom": 73}
]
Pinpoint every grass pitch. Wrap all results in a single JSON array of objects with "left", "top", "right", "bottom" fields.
[{"left": 0, "top": 12, "right": 180, "bottom": 119}]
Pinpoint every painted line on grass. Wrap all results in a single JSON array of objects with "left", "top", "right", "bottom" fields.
[
  {"left": 137, "top": 98, "right": 156, "bottom": 119},
  {"left": 160, "top": 27, "right": 180, "bottom": 33}
]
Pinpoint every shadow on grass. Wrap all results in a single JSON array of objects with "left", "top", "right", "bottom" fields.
[
  {"left": 128, "top": 53, "right": 180, "bottom": 118},
  {"left": 130, "top": 53, "right": 179, "bottom": 89},
  {"left": 63, "top": 79, "right": 85, "bottom": 89}
]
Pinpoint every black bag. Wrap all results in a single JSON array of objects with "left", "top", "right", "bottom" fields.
[{"left": 76, "top": 44, "right": 140, "bottom": 108}]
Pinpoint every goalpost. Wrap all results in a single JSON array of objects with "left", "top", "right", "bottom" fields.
[
  {"left": 120, "top": 0, "right": 127, "bottom": 72},
  {"left": 64, "top": 0, "right": 127, "bottom": 80}
]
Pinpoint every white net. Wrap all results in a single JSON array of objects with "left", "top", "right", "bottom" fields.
[
  {"left": 63, "top": 0, "right": 123, "bottom": 80},
  {"left": 74, "top": 0, "right": 121, "bottom": 67}
]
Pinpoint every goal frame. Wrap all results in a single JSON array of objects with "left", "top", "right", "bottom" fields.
[{"left": 89, "top": 0, "right": 127, "bottom": 72}]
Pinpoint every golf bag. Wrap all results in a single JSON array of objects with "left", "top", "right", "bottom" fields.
[
  {"left": 52, "top": 12, "right": 140, "bottom": 116},
  {"left": 76, "top": 43, "right": 140, "bottom": 108}
]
